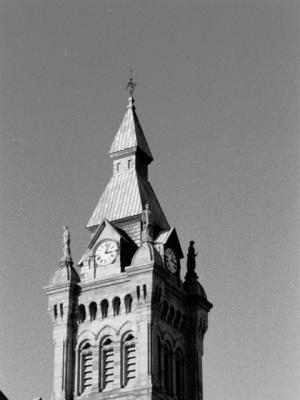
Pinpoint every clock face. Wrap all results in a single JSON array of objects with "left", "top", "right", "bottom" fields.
[
  {"left": 95, "top": 240, "right": 119, "bottom": 266},
  {"left": 165, "top": 247, "right": 177, "bottom": 273}
]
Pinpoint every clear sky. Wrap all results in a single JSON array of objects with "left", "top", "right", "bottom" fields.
[{"left": 0, "top": 1, "right": 299, "bottom": 400}]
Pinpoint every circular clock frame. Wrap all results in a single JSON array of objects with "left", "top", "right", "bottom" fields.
[
  {"left": 165, "top": 247, "right": 178, "bottom": 273},
  {"left": 94, "top": 239, "right": 119, "bottom": 266}
]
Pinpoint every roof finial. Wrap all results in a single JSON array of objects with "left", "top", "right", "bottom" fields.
[{"left": 126, "top": 69, "right": 136, "bottom": 97}]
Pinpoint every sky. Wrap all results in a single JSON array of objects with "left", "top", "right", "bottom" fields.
[{"left": 0, "top": 1, "right": 299, "bottom": 400}]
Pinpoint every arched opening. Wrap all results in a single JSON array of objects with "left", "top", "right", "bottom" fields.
[
  {"left": 160, "top": 301, "right": 169, "bottom": 321},
  {"left": 112, "top": 297, "right": 121, "bottom": 316},
  {"left": 173, "top": 310, "right": 182, "bottom": 330},
  {"left": 53, "top": 304, "right": 58, "bottom": 320},
  {"left": 89, "top": 302, "right": 97, "bottom": 321},
  {"left": 121, "top": 333, "right": 136, "bottom": 387},
  {"left": 124, "top": 294, "right": 133, "bottom": 314},
  {"left": 100, "top": 299, "right": 109, "bottom": 319},
  {"left": 180, "top": 315, "right": 187, "bottom": 333},
  {"left": 167, "top": 306, "right": 175, "bottom": 325},
  {"left": 99, "top": 337, "right": 114, "bottom": 391},
  {"left": 79, "top": 342, "right": 92, "bottom": 394},
  {"left": 78, "top": 304, "right": 86, "bottom": 324}
]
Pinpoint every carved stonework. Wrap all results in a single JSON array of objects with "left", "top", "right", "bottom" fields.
[
  {"left": 61, "top": 225, "right": 72, "bottom": 262},
  {"left": 141, "top": 203, "right": 153, "bottom": 243},
  {"left": 186, "top": 240, "right": 198, "bottom": 277}
]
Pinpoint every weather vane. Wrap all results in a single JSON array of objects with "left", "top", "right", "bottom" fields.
[{"left": 126, "top": 69, "right": 136, "bottom": 97}]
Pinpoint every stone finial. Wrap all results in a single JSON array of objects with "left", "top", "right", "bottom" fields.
[
  {"left": 141, "top": 203, "right": 153, "bottom": 243},
  {"left": 186, "top": 240, "right": 198, "bottom": 278},
  {"left": 61, "top": 225, "right": 72, "bottom": 262}
]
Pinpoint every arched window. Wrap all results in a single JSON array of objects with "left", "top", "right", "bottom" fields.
[
  {"left": 160, "top": 301, "right": 169, "bottom": 321},
  {"left": 79, "top": 342, "right": 93, "bottom": 394},
  {"left": 180, "top": 315, "right": 187, "bottom": 334},
  {"left": 78, "top": 304, "right": 86, "bottom": 324},
  {"left": 173, "top": 310, "right": 182, "bottom": 330},
  {"left": 121, "top": 333, "right": 136, "bottom": 387},
  {"left": 164, "top": 342, "right": 173, "bottom": 395},
  {"left": 53, "top": 304, "right": 58, "bottom": 320},
  {"left": 167, "top": 306, "right": 175, "bottom": 325},
  {"left": 99, "top": 337, "right": 114, "bottom": 391},
  {"left": 124, "top": 294, "right": 133, "bottom": 314},
  {"left": 100, "top": 299, "right": 109, "bottom": 319},
  {"left": 112, "top": 297, "right": 121, "bottom": 316},
  {"left": 89, "top": 302, "right": 97, "bottom": 321},
  {"left": 175, "top": 348, "right": 185, "bottom": 400}
]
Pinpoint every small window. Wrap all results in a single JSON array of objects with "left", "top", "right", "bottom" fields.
[
  {"left": 128, "top": 159, "right": 132, "bottom": 169},
  {"left": 167, "top": 306, "right": 175, "bottom": 325},
  {"left": 124, "top": 294, "right": 133, "bottom": 314},
  {"left": 180, "top": 315, "right": 187, "bottom": 333},
  {"left": 100, "top": 299, "right": 109, "bottom": 319},
  {"left": 136, "top": 286, "right": 140, "bottom": 301},
  {"left": 78, "top": 304, "right": 86, "bottom": 324},
  {"left": 160, "top": 301, "right": 169, "bottom": 321},
  {"left": 173, "top": 310, "right": 182, "bottom": 330},
  {"left": 112, "top": 297, "right": 121, "bottom": 316},
  {"left": 89, "top": 302, "right": 97, "bottom": 321},
  {"left": 60, "top": 303, "right": 64, "bottom": 319},
  {"left": 116, "top": 163, "right": 121, "bottom": 173},
  {"left": 53, "top": 304, "right": 58, "bottom": 320},
  {"left": 143, "top": 284, "right": 147, "bottom": 299}
]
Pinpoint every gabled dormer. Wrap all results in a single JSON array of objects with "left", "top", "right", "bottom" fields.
[{"left": 78, "top": 219, "right": 137, "bottom": 282}]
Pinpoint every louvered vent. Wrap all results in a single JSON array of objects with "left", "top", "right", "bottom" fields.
[
  {"left": 100, "top": 338, "right": 114, "bottom": 391},
  {"left": 104, "top": 347, "right": 114, "bottom": 387},
  {"left": 81, "top": 344, "right": 92, "bottom": 392},
  {"left": 123, "top": 334, "right": 136, "bottom": 386}
]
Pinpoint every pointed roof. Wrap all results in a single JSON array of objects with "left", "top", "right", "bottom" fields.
[
  {"left": 155, "top": 227, "right": 184, "bottom": 259},
  {"left": 86, "top": 95, "right": 169, "bottom": 232},
  {"left": 86, "top": 170, "right": 169, "bottom": 230},
  {"left": 109, "top": 97, "right": 153, "bottom": 162}
]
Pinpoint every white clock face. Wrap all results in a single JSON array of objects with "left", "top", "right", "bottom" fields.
[
  {"left": 95, "top": 240, "right": 119, "bottom": 266},
  {"left": 165, "top": 248, "right": 177, "bottom": 273}
]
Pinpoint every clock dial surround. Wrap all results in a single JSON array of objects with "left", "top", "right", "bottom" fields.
[
  {"left": 95, "top": 239, "right": 119, "bottom": 266},
  {"left": 165, "top": 247, "right": 178, "bottom": 273}
]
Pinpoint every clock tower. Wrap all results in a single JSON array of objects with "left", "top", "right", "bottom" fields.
[{"left": 45, "top": 88, "right": 213, "bottom": 400}]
